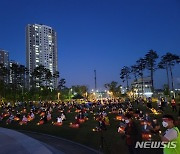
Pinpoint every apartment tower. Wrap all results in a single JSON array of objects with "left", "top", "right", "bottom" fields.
[{"left": 26, "top": 24, "right": 58, "bottom": 88}]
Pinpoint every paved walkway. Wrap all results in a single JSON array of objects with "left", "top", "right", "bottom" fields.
[
  {"left": 19, "top": 130, "right": 100, "bottom": 154},
  {"left": 0, "top": 128, "right": 63, "bottom": 154}
]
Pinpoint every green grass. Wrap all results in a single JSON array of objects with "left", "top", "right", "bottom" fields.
[{"left": 0, "top": 102, "right": 179, "bottom": 154}]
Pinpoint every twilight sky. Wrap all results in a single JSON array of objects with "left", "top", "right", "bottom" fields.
[{"left": 0, "top": 0, "right": 180, "bottom": 90}]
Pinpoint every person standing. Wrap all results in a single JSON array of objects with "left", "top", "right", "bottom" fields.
[
  {"left": 123, "top": 113, "right": 139, "bottom": 154},
  {"left": 160, "top": 114, "right": 180, "bottom": 154},
  {"left": 171, "top": 97, "right": 177, "bottom": 112},
  {"left": 161, "top": 97, "right": 165, "bottom": 111},
  {"left": 147, "top": 97, "right": 152, "bottom": 108},
  {"left": 150, "top": 118, "right": 160, "bottom": 134}
]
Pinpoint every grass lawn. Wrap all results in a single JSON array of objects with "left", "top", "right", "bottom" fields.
[{"left": 0, "top": 101, "right": 179, "bottom": 154}]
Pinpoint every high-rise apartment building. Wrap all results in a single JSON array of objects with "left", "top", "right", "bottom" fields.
[
  {"left": 0, "top": 49, "right": 9, "bottom": 83},
  {"left": 9, "top": 60, "right": 26, "bottom": 88},
  {"left": 0, "top": 49, "right": 9, "bottom": 68},
  {"left": 26, "top": 24, "right": 58, "bottom": 88}
]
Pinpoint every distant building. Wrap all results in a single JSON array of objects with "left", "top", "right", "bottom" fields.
[
  {"left": 0, "top": 49, "right": 9, "bottom": 68},
  {"left": 0, "top": 49, "right": 9, "bottom": 83},
  {"left": 9, "top": 61, "right": 26, "bottom": 88},
  {"left": 131, "top": 77, "right": 153, "bottom": 97},
  {"left": 26, "top": 24, "right": 58, "bottom": 88}
]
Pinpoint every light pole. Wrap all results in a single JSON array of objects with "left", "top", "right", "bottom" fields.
[
  {"left": 58, "top": 92, "right": 60, "bottom": 100},
  {"left": 94, "top": 70, "right": 97, "bottom": 91},
  {"left": 69, "top": 88, "right": 72, "bottom": 100}
]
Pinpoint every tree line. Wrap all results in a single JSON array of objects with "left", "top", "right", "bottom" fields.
[
  {"left": 0, "top": 63, "right": 59, "bottom": 101},
  {"left": 120, "top": 50, "right": 180, "bottom": 95},
  {"left": 0, "top": 62, "right": 89, "bottom": 102},
  {"left": 1, "top": 50, "right": 179, "bottom": 101}
]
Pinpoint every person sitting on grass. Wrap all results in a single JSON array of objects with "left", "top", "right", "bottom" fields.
[
  {"left": 42, "top": 114, "right": 47, "bottom": 124},
  {"left": 160, "top": 114, "right": 180, "bottom": 154},
  {"left": 84, "top": 111, "right": 88, "bottom": 119},
  {"left": 98, "top": 118, "right": 106, "bottom": 131},
  {"left": 57, "top": 116, "right": 62, "bottom": 123},
  {"left": 47, "top": 111, "right": 51, "bottom": 121},
  {"left": 143, "top": 113, "right": 151, "bottom": 121},
  {"left": 139, "top": 110, "right": 144, "bottom": 120},
  {"left": 104, "top": 116, "right": 110, "bottom": 125},
  {"left": 78, "top": 112, "right": 84, "bottom": 119},
  {"left": 7, "top": 114, "right": 14, "bottom": 124},
  {"left": 30, "top": 112, "right": 35, "bottom": 119},
  {"left": 22, "top": 115, "right": 27, "bottom": 123},
  {"left": 150, "top": 117, "right": 160, "bottom": 134},
  {"left": 61, "top": 113, "right": 66, "bottom": 121},
  {"left": 102, "top": 111, "right": 107, "bottom": 117},
  {"left": 16, "top": 111, "right": 21, "bottom": 118},
  {"left": 141, "top": 120, "right": 151, "bottom": 132},
  {"left": 118, "top": 108, "right": 124, "bottom": 115},
  {"left": 119, "top": 117, "right": 126, "bottom": 127},
  {"left": 74, "top": 116, "right": 80, "bottom": 125}
]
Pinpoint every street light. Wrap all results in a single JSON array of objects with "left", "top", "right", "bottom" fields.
[
  {"left": 69, "top": 88, "right": 72, "bottom": 100},
  {"left": 58, "top": 92, "right": 60, "bottom": 100}
]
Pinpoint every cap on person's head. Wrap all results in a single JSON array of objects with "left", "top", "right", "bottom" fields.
[{"left": 162, "top": 114, "right": 175, "bottom": 123}]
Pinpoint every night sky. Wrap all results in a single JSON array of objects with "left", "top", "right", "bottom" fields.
[{"left": 0, "top": 0, "right": 180, "bottom": 90}]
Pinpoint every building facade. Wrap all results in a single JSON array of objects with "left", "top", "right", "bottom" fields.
[
  {"left": 26, "top": 24, "right": 58, "bottom": 88},
  {"left": 9, "top": 60, "right": 26, "bottom": 88},
  {"left": 131, "top": 77, "right": 153, "bottom": 97},
  {"left": 0, "top": 49, "right": 9, "bottom": 83},
  {"left": 0, "top": 49, "right": 9, "bottom": 68}
]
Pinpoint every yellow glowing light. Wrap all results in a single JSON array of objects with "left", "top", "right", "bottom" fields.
[{"left": 150, "top": 108, "right": 161, "bottom": 115}]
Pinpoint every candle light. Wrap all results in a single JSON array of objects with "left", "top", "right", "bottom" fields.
[
  {"left": 116, "top": 116, "right": 122, "bottom": 121},
  {"left": 14, "top": 117, "right": 20, "bottom": 121}
]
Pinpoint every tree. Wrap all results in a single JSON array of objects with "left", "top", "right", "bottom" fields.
[
  {"left": 120, "top": 66, "right": 131, "bottom": 90},
  {"left": 163, "top": 84, "right": 169, "bottom": 96},
  {"left": 45, "top": 69, "right": 52, "bottom": 88},
  {"left": 59, "top": 87, "right": 70, "bottom": 100},
  {"left": 159, "top": 53, "right": 179, "bottom": 92},
  {"left": 145, "top": 50, "right": 159, "bottom": 92},
  {"left": 18, "top": 65, "right": 28, "bottom": 88},
  {"left": 104, "top": 81, "right": 121, "bottom": 98},
  {"left": 131, "top": 65, "right": 139, "bottom": 82},
  {"left": 0, "top": 63, "right": 9, "bottom": 83},
  {"left": 31, "top": 65, "right": 47, "bottom": 88},
  {"left": 158, "top": 59, "right": 170, "bottom": 93},
  {"left": 10, "top": 63, "right": 19, "bottom": 88},
  {"left": 0, "top": 63, "right": 9, "bottom": 98},
  {"left": 71, "top": 85, "right": 88, "bottom": 96},
  {"left": 53, "top": 71, "right": 60, "bottom": 88},
  {"left": 58, "top": 78, "right": 66, "bottom": 90},
  {"left": 136, "top": 58, "right": 146, "bottom": 95}
]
